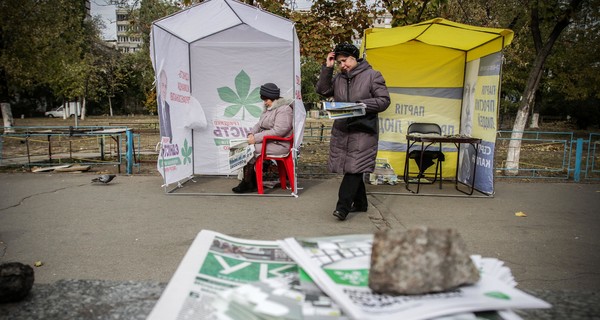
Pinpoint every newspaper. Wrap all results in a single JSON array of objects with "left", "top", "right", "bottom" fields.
[
  {"left": 146, "top": 230, "right": 297, "bottom": 320},
  {"left": 147, "top": 230, "right": 549, "bottom": 320},
  {"left": 368, "top": 158, "right": 398, "bottom": 185},
  {"left": 229, "top": 138, "right": 254, "bottom": 172},
  {"left": 322, "top": 102, "right": 366, "bottom": 120},
  {"left": 278, "top": 234, "right": 551, "bottom": 320},
  {"left": 212, "top": 270, "right": 347, "bottom": 319},
  {"left": 408, "top": 132, "right": 443, "bottom": 137}
]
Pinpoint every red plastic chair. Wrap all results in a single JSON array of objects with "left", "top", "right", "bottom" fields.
[{"left": 254, "top": 135, "right": 295, "bottom": 194}]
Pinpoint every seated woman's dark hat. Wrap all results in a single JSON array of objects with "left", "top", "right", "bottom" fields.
[{"left": 260, "top": 83, "right": 280, "bottom": 100}]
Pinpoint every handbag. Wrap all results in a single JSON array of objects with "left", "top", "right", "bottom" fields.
[{"left": 346, "top": 113, "right": 378, "bottom": 134}]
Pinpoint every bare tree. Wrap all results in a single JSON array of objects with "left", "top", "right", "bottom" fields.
[{"left": 505, "top": 0, "right": 585, "bottom": 175}]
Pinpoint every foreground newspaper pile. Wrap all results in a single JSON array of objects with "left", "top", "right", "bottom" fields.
[
  {"left": 322, "top": 102, "right": 366, "bottom": 119},
  {"left": 147, "top": 230, "right": 550, "bottom": 320}
]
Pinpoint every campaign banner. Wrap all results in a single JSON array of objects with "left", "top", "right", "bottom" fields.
[
  {"left": 458, "top": 52, "right": 502, "bottom": 194},
  {"left": 377, "top": 88, "right": 462, "bottom": 177},
  {"left": 153, "top": 28, "right": 195, "bottom": 186}
]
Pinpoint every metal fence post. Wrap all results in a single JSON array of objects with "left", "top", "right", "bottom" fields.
[
  {"left": 126, "top": 129, "right": 133, "bottom": 174},
  {"left": 319, "top": 124, "right": 324, "bottom": 142},
  {"left": 574, "top": 138, "right": 583, "bottom": 182}
]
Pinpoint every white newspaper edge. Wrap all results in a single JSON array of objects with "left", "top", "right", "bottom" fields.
[
  {"left": 322, "top": 102, "right": 367, "bottom": 110},
  {"left": 326, "top": 108, "right": 366, "bottom": 119},
  {"left": 147, "top": 230, "right": 284, "bottom": 320},
  {"left": 147, "top": 230, "right": 213, "bottom": 320}
]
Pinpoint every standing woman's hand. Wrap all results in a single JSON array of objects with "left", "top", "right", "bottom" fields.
[
  {"left": 326, "top": 52, "right": 335, "bottom": 68},
  {"left": 248, "top": 133, "right": 256, "bottom": 145}
]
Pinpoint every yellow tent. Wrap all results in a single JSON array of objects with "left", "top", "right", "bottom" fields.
[{"left": 362, "top": 18, "right": 513, "bottom": 194}]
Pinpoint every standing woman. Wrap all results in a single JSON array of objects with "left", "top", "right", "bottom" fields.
[{"left": 316, "top": 43, "right": 390, "bottom": 221}]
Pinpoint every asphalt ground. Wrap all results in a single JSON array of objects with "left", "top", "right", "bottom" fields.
[{"left": 1, "top": 172, "right": 599, "bottom": 319}]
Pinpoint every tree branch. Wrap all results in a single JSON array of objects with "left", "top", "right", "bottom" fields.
[
  {"left": 416, "top": 0, "right": 430, "bottom": 22},
  {"left": 531, "top": 0, "right": 543, "bottom": 53}
]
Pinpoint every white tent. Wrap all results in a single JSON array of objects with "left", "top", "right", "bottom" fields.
[{"left": 150, "top": 0, "right": 305, "bottom": 193}]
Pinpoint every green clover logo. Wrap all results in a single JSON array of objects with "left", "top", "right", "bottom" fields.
[
  {"left": 217, "top": 70, "right": 262, "bottom": 120},
  {"left": 181, "top": 139, "right": 192, "bottom": 165}
]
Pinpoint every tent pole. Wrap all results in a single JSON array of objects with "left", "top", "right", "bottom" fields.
[
  {"left": 493, "top": 38, "right": 507, "bottom": 193},
  {"left": 292, "top": 25, "right": 298, "bottom": 197},
  {"left": 189, "top": 40, "right": 195, "bottom": 177},
  {"left": 459, "top": 53, "right": 468, "bottom": 133},
  {"left": 192, "top": 129, "right": 195, "bottom": 175}
]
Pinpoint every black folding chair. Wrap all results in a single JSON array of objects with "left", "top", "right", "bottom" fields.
[{"left": 404, "top": 123, "right": 445, "bottom": 193}]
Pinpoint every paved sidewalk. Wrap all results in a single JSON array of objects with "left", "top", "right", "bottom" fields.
[{"left": 1, "top": 172, "right": 599, "bottom": 319}]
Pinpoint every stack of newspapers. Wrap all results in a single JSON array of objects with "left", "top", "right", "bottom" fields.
[
  {"left": 323, "top": 102, "right": 367, "bottom": 119},
  {"left": 147, "top": 230, "right": 551, "bottom": 320}
]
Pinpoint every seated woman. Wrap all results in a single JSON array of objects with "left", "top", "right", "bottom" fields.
[{"left": 232, "top": 83, "right": 294, "bottom": 193}]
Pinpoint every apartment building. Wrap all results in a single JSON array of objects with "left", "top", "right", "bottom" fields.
[{"left": 116, "top": 7, "right": 142, "bottom": 53}]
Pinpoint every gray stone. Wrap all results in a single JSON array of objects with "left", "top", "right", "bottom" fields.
[
  {"left": 0, "top": 262, "right": 34, "bottom": 303},
  {"left": 368, "top": 227, "right": 480, "bottom": 295}
]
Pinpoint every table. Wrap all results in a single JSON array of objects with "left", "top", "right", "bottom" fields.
[{"left": 404, "top": 134, "right": 482, "bottom": 195}]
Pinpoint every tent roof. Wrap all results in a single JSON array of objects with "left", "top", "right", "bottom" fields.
[
  {"left": 364, "top": 18, "right": 513, "bottom": 61},
  {"left": 152, "top": 0, "right": 295, "bottom": 43}
]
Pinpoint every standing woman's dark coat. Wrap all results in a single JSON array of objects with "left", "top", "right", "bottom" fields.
[{"left": 316, "top": 59, "right": 390, "bottom": 174}]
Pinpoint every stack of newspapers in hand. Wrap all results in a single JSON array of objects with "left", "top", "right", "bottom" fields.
[
  {"left": 228, "top": 138, "right": 255, "bottom": 172},
  {"left": 323, "top": 102, "right": 367, "bottom": 119},
  {"left": 147, "top": 230, "right": 551, "bottom": 320}
]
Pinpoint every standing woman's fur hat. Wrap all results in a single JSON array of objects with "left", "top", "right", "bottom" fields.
[{"left": 334, "top": 43, "right": 360, "bottom": 59}]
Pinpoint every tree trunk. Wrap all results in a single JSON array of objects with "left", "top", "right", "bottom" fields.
[
  {"left": 530, "top": 113, "right": 539, "bottom": 128},
  {"left": 62, "top": 100, "right": 67, "bottom": 119},
  {"left": 109, "top": 96, "right": 113, "bottom": 117},
  {"left": 1, "top": 103, "right": 15, "bottom": 133},
  {"left": 505, "top": 109, "right": 528, "bottom": 175},
  {"left": 504, "top": 1, "right": 578, "bottom": 175},
  {"left": 81, "top": 96, "right": 86, "bottom": 121},
  {"left": 505, "top": 48, "right": 547, "bottom": 175}
]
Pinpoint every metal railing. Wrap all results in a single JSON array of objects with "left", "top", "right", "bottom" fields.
[
  {"left": 299, "top": 128, "right": 600, "bottom": 181},
  {"left": 495, "top": 131, "right": 574, "bottom": 179},
  {"left": 3, "top": 123, "right": 597, "bottom": 182},
  {"left": 495, "top": 131, "right": 600, "bottom": 181},
  {"left": 1, "top": 126, "right": 141, "bottom": 174},
  {"left": 584, "top": 133, "right": 600, "bottom": 180}
]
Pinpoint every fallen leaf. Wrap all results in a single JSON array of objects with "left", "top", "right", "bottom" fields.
[
  {"left": 34, "top": 261, "right": 43, "bottom": 267},
  {"left": 515, "top": 211, "right": 527, "bottom": 217}
]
